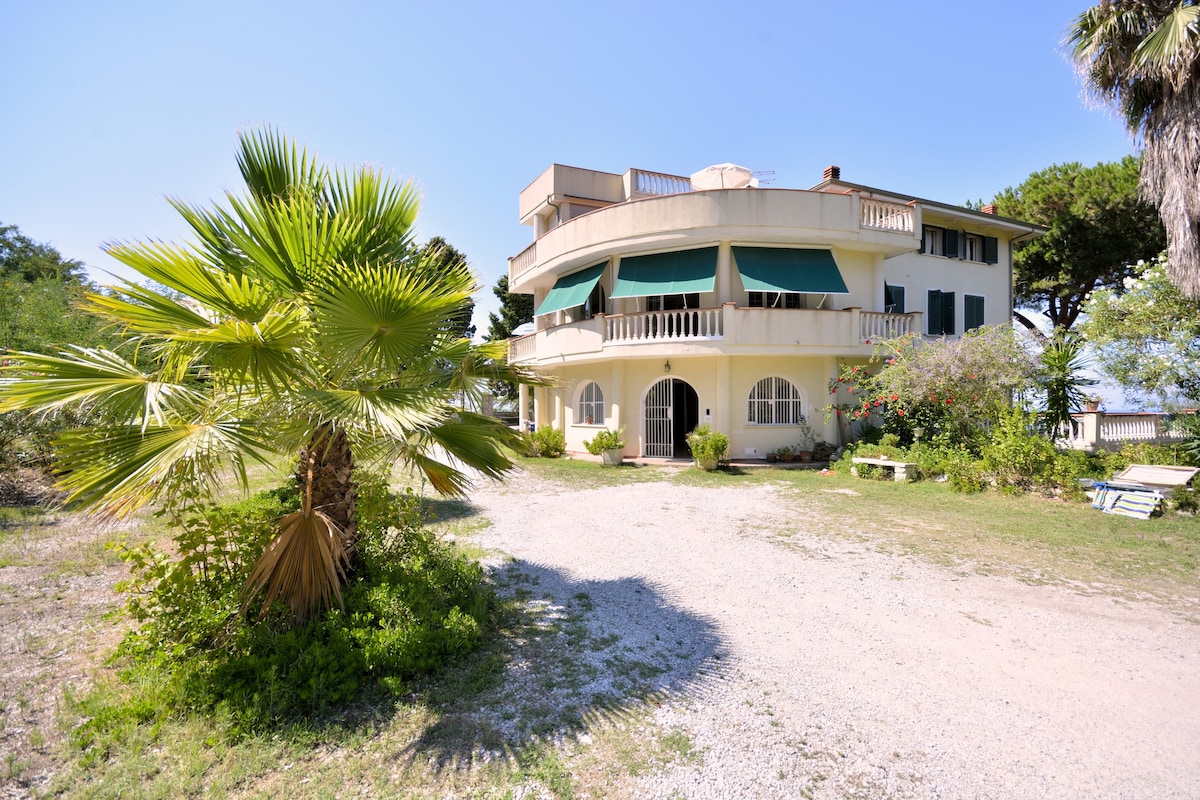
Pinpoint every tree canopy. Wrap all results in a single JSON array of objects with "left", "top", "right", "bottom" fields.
[
  {"left": 992, "top": 157, "right": 1165, "bottom": 330},
  {"left": 1068, "top": 1, "right": 1200, "bottom": 299},
  {"left": 412, "top": 236, "right": 475, "bottom": 339},
  {"left": 1081, "top": 251, "right": 1200, "bottom": 405},
  {"left": 484, "top": 274, "right": 533, "bottom": 343}
]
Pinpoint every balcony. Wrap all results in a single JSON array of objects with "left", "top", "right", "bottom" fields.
[
  {"left": 508, "top": 307, "right": 918, "bottom": 363},
  {"left": 508, "top": 189, "right": 918, "bottom": 287}
]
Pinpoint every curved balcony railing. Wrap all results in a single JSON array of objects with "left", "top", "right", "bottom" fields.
[
  {"left": 508, "top": 332, "right": 537, "bottom": 362},
  {"left": 509, "top": 241, "right": 537, "bottom": 283}
]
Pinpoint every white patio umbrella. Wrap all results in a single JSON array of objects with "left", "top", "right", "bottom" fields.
[{"left": 689, "top": 163, "right": 758, "bottom": 190}]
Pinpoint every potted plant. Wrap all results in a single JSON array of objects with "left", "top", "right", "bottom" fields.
[
  {"left": 777, "top": 445, "right": 795, "bottom": 463},
  {"left": 686, "top": 424, "right": 729, "bottom": 471},
  {"left": 1084, "top": 395, "right": 1102, "bottom": 412},
  {"left": 584, "top": 427, "right": 626, "bottom": 466},
  {"left": 794, "top": 424, "right": 818, "bottom": 462}
]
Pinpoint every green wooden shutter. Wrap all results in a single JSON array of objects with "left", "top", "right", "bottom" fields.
[
  {"left": 983, "top": 236, "right": 999, "bottom": 264},
  {"left": 927, "top": 289, "right": 943, "bottom": 335},
  {"left": 965, "top": 295, "right": 984, "bottom": 329},
  {"left": 885, "top": 284, "right": 905, "bottom": 313},
  {"left": 943, "top": 230, "right": 959, "bottom": 259},
  {"left": 942, "top": 292, "right": 956, "bottom": 335}
]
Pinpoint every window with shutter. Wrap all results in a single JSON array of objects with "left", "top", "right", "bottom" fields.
[
  {"left": 965, "top": 295, "right": 984, "bottom": 330},
  {"left": 927, "top": 289, "right": 943, "bottom": 335},
  {"left": 885, "top": 284, "right": 905, "bottom": 313},
  {"left": 941, "top": 291, "right": 956, "bottom": 335},
  {"left": 983, "top": 237, "right": 999, "bottom": 264},
  {"left": 943, "top": 230, "right": 960, "bottom": 259}
]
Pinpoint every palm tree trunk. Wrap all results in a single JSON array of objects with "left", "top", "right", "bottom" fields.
[{"left": 296, "top": 423, "right": 357, "bottom": 557}]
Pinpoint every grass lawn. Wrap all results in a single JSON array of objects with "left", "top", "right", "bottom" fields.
[{"left": 2, "top": 456, "right": 1197, "bottom": 798}]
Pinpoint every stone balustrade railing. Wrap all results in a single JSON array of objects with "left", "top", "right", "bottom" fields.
[
  {"left": 631, "top": 169, "right": 693, "bottom": 197},
  {"left": 605, "top": 308, "right": 722, "bottom": 343},
  {"left": 860, "top": 311, "right": 915, "bottom": 342},
  {"left": 860, "top": 197, "right": 914, "bottom": 233},
  {"left": 508, "top": 241, "right": 537, "bottom": 283},
  {"left": 508, "top": 332, "right": 537, "bottom": 362},
  {"left": 1061, "top": 411, "right": 1190, "bottom": 452}
]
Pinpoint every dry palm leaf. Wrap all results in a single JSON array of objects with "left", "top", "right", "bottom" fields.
[{"left": 242, "top": 505, "right": 349, "bottom": 623}]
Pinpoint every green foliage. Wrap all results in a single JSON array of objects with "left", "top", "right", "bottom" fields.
[
  {"left": 826, "top": 327, "right": 1038, "bottom": 447},
  {"left": 583, "top": 428, "right": 625, "bottom": 455},
  {"left": 412, "top": 236, "right": 475, "bottom": 339},
  {"left": 95, "top": 475, "right": 489, "bottom": 740},
  {"left": 981, "top": 408, "right": 1062, "bottom": 492},
  {"left": 524, "top": 426, "right": 566, "bottom": 458},
  {"left": 1082, "top": 252, "right": 1200, "bottom": 404},
  {"left": 1168, "top": 486, "right": 1198, "bottom": 514},
  {"left": 0, "top": 129, "right": 533, "bottom": 519},
  {"left": 484, "top": 275, "right": 535, "bottom": 403},
  {"left": 991, "top": 157, "right": 1165, "bottom": 329},
  {"left": 0, "top": 222, "right": 87, "bottom": 284},
  {"left": 1037, "top": 330, "right": 1098, "bottom": 435},
  {"left": 685, "top": 424, "right": 729, "bottom": 466}
]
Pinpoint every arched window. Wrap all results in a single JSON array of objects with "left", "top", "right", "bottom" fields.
[
  {"left": 577, "top": 381, "right": 605, "bottom": 425},
  {"left": 747, "top": 377, "right": 804, "bottom": 425}
]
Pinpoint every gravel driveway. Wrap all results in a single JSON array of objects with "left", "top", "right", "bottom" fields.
[{"left": 466, "top": 472, "right": 1200, "bottom": 799}]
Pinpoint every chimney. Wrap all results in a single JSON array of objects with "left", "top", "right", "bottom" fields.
[
  {"left": 981, "top": 203, "right": 997, "bottom": 215},
  {"left": 823, "top": 165, "right": 841, "bottom": 182}
]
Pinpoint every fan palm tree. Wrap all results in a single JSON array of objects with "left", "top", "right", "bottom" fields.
[
  {"left": 1068, "top": 0, "right": 1200, "bottom": 298},
  {"left": 0, "top": 129, "right": 538, "bottom": 620}
]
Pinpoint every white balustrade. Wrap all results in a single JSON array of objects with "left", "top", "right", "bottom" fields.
[
  {"left": 632, "top": 169, "right": 693, "bottom": 197},
  {"left": 860, "top": 197, "right": 914, "bottom": 233},
  {"left": 604, "top": 308, "right": 722, "bottom": 343},
  {"left": 508, "top": 241, "right": 537, "bottom": 282},
  {"left": 508, "top": 332, "right": 537, "bottom": 362},
  {"left": 1101, "top": 415, "right": 1162, "bottom": 442},
  {"left": 859, "top": 311, "right": 914, "bottom": 341}
]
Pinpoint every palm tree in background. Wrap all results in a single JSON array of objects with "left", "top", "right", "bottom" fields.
[
  {"left": 0, "top": 129, "right": 538, "bottom": 620},
  {"left": 1068, "top": 0, "right": 1200, "bottom": 298}
]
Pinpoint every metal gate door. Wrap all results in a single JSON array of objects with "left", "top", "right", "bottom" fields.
[{"left": 644, "top": 378, "right": 674, "bottom": 457}]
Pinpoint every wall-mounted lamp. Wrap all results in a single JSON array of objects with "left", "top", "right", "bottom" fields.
[{"left": 664, "top": 360, "right": 671, "bottom": 373}]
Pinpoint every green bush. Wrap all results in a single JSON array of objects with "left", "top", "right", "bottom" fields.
[
  {"left": 981, "top": 408, "right": 1061, "bottom": 492},
  {"left": 524, "top": 426, "right": 566, "bottom": 458},
  {"left": 1168, "top": 486, "right": 1198, "bottom": 514},
  {"left": 96, "top": 474, "right": 490, "bottom": 740},
  {"left": 583, "top": 428, "right": 625, "bottom": 455},
  {"left": 685, "top": 424, "right": 729, "bottom": 465}
]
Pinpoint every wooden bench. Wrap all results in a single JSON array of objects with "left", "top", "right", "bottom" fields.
[{"left": 851, "top": 456, "right": 916, "bottom": 482}]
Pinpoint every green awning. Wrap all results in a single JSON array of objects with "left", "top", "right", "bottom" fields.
[
  {"left": 610, "top": 247, "right": 718, "bottom": 299},
  {"left": 732, "top": 247, "right": 849, "bottom": 294},
  {"left": 534, "top": 261, "right": 607, "bottom": 316}
]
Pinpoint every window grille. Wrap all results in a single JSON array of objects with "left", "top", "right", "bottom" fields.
[
  {"left": 578, "top": 381, "right": 604, "bottom": 425},
  {"left": 748, "top": 376, "right": 804, "bottom": 425}
]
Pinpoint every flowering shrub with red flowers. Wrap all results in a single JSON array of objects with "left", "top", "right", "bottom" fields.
[{"left": 824, "top": 326, "right": 1038, "bottom": 446}]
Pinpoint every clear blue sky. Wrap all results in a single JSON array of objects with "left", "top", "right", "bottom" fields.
[{"left": 0, "top": 1, "right": 1135, "bottom": 334}]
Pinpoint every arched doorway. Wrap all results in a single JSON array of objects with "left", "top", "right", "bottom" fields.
[{"left": 643, "top": 377, "right": 700, "bottom": 458}]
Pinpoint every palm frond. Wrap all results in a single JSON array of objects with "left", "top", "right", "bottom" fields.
[
  {"left": 1135, "top": 4, "right": 1200, "bottom": 70},
  {"left": 326, "top": 165, "right": 420, "bottom": 264},
  {"left": 52, "top": 416, "right": 273, "bottom": 516},
  {"left": 241, "top": 507, "right": 348, "bottom": 622},
  {"left": 296, "top": 386, "right": 451, "bottom": 440},
  {"left": 0, "top": 347, "right": 200, "bottom": 425},
  {"left": 236, "top": 127, "right": 328, "bottom": 204},
  {"left": 314, "top": 262, "right": 474, "bottom": 375},
  {"left": 383, "top": 411, "right": 522, "bottom": 496}
]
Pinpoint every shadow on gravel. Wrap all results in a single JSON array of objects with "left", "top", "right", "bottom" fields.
[{"left": 398, "top": 558, "right": 727, "bottom": 773}]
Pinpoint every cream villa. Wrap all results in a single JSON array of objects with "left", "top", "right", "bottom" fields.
[{"left": 506, "top": 163, "right": 1040, "bottom": 459}]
